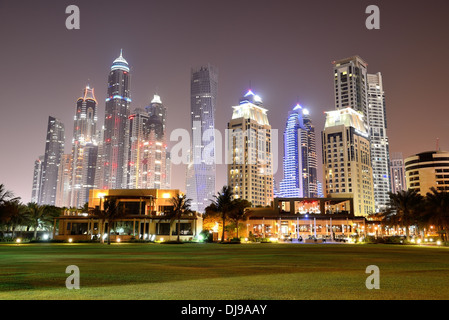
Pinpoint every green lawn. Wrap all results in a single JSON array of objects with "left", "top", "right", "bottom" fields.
[{"left": 1, "top": 242, "right": 449, "bottom": 300}]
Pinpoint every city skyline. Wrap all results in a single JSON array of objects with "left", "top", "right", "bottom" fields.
[{"left": 1, "top": 0, "right": 449, "bottom": 203}]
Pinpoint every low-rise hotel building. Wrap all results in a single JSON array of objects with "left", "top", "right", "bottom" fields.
[
  {"left": 405, "top": 151, "right": 449, "bottom": 196},
  {"left": 53, "top": 189, "right": 202, "bottom": 242}
]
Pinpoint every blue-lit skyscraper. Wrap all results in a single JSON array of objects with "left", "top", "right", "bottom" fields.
[
  {"left": 280, "top": 104, "right": 317, "bottom": 198},
  {"left": 186, "top": 64, "right": 218, "bottom": 213}
]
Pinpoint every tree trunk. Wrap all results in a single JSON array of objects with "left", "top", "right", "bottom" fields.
[
  {"left": 236, "top": 220, "right": 239, "bottom": 239},
  {"left": 221, "top": 212, "right": 226, "bottom": 242},
  {"left": 100, "top": 220, "right": 105, "bottom": 244},
  {"left": 107, "top": 220, "right": 111, "bottom": 245},
  {"left": 177, "top": 215, "right": 181, "bottom": 242},
  {"left": 34, "top": 224, "right": 38, "bottom": 240}
]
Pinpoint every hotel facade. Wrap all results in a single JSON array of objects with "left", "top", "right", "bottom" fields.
[
  {"left": 321, "top": 108, "right": 375, "bottom": 216},
  {"left": 227, "top": 90, "right": 273, "bottom": 207},
  {"left": 53, "top": 189, "right": 202, "bottom": 242},
  {"left": 405, "top": 151, "right": 449, "bottom": 196}
]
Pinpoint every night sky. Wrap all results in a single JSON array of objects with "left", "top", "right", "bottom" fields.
[{"left": 1, "top": 0, "right": 449, "bottom": 203}]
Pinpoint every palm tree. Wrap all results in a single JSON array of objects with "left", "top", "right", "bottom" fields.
[
  {"left": 0, "top": 184, "right": 20, "bottom": 206},
  {"left": 103, "top": 197, "right": 126, "bottom": 245},
  {"left": 90, "top": 206, "right": 107, "bottom": 243},
  {"left": 206, "top": 186, "right": 234, "bottom": 242},
  {"left": 79, "top": 202, "right": 89, "bottom": 214},
  {"left": 385, "top": 189, "right": 423, "bottom": 240},
  {"left": 425, "top": 187, "right": 449, "bottom": 241},
  {"left": 228, "top": 199, "right": 251, "bottom": 239},
  {"left": 6, "top": 200, "right": 28, "bottom": 238},
  {"left": 169, "top": 194, "right": 193, "bottom": 242},
  {"left": 0, "top": 184, "right": 21, "bottom": 228},
  {"left": 41, "top": 205, "right": 63, "bottom": 238},
  {"left": 26, "top": 202, "right": 47, "bottom": 239}
]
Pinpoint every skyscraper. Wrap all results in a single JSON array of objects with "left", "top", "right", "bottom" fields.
[
  {"left": 56, "top": 154, "right": 72, "bottom": 208},
  {"left": 367, "top": 72, "right": 391, "bottom": 212},
  {"left": 333, "top": 56, "right": 369, "bottom": 120},
  {"left": 280, "top": 104, "right": 318, "bottom": 198},
  {"left": 101, "top": 50, "right": 131, "bottom": 190},
  {"left": 390, "top": 152, "right": 406, "bottom": 194},
  {"left": 127, "top": 94, "right": 169, "bottom": 189},
  {"left": 186, "top": 64, "right": 218, "bottom": 213},
  {"left": 40, "top": 116, "right": 65, "bottom": 205},
  {"left": 227, "top": 90, "right": 273, "bottom": 207},
  {"left": 332, "top": 56, "right": 391, "bottom": 213},
  {"left": 70, "top": 85, "right": 98, "bottom": 207},
  {"left": 322, "top": 108, "right": 374, "bottom": 216},
  {"left": 30, "top": 155, "right": 44, "bottom": 204}
]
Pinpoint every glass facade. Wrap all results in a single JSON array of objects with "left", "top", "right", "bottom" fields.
[
  {"left": 280, "top": 105, "right": 318, "bottom": 198},
  {"left": 186, "top": 64, "right": 218, "bottom": 213}
]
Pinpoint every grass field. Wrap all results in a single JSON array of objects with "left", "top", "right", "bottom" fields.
[{"left": 1, "top": 242, "right": 449, "bottom": 300}]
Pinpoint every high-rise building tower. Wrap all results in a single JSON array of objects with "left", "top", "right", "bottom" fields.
[
  {"left": 40, "top": 116, "right": 65, "bottom": 205},
  {"left": 94, "top": 127, "right": 105, "bottom": 190},
  {"left": 31, "top": 155, "right": 44, "bottom": 203},
  {"left": 367, "top": 73, "right": 391, "bottom": 212},
  {"left": 333, "top": 56, "right": 369, "bottom": 120},
  {"left": 390, "top": 152, "right": 406, "bottom": 194},
  {"left": 186, "top": 64, "right": 218, "bottom": 213},
  {"left": 227, "top": 90, "right": 273, "bottom": 207},
  {"left": 333, "top": 56, "right": 391, "bottom": 213},
  {"left": 101, "top": 50, "right": 131, "bottom": 190},
  {"left": 56, "top": 154, "right": 72, "bottom": 208},
  {"left": 70, "top": 85, "right": 98, "bottom": 207},
  {"left": 127, "top": 95, "right": 169, "bottom": 189},
  {"left": 322, "top": 108, "right": 375, "bottom": 216},
  {"left": 280, "top": 104, "right": 318, "bottom": 198}
]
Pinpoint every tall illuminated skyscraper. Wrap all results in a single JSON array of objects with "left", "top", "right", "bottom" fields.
[
  {"left": 186, "top": 64, "right": 218, "bottom": 213},
  {"left": 31, "top": 155, "right": 44, "bottom": 204},
  {"left": 70, "top": 85, "right": 98, "bottom": 207},
  {"left": 227, "top": 90, "right": 273, "bottom": 207},
  {"left": 40, "top": 116, "right": 65, "bottom": 205},
  {"left": 56, "top": 154, "right": 72, "bottom": 208},
  {"left": 280, "top": 104, "right": 317, "bottom": 198},
  {"left": 333, "top": 56, "right": 369, "bottom": 120},
  {"left": 101, "top": 50, "right": 131, "bottom": 190},
  {"left": 390, "top": 152, "right": 406, "bottom": 194},
  {"left": 332, "top": 56, "right": 391, "bottom": 213},
  {"left": 367, "top": 72, "right": 391, "bottom": 212},
  {"left": 127, "top": 95, "right": 169, "bottom": 189},
  {"left": 322, "top": 108, "right": 374, "bottom": 216}
]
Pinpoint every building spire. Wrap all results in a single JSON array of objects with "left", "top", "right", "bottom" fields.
[{"left": 111, "top": 49, "right": 129, "bottom": 72}]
